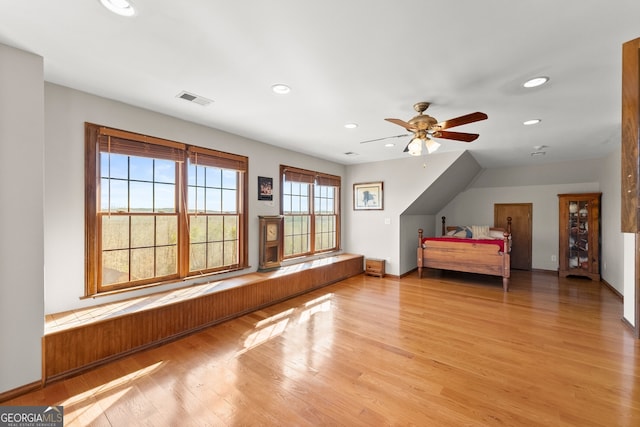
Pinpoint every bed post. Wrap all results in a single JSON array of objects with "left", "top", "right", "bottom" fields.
[
  {"left": 418, "top": 229, "right": 424, "bottom": 278},
  {"left": 441, "top": 216, "right": 446, "bottom": 236}
]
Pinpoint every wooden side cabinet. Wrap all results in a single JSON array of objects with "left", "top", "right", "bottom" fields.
[
  {"left": 365, "top": 258, "right": 385, "bottom": 278},
  {"left": 558, "top": 193, "right": 601, "bottom": 281}
]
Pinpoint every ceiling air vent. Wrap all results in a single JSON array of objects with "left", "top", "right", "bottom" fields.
[
  {"left": 176, "top": 91, "right": 213, "bottom": 106},
  {"left": 344, "top": 152, "right": 359, "bottom": 156}
]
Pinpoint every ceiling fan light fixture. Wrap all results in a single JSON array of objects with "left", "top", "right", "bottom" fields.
[
  {"left": 408, "top": 137, "right": 423, "bottom": 156},
  {"left": 523, "top": 76, "right": 549, "bottom": 88},
  {"left": 99, "top": 0, "right": 136, "bottom": 16},
  {"left": 425, "top": 138, "right": 441, "bottom": 154}
]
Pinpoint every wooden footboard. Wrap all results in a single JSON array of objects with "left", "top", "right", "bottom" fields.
[{"left": 418, "top": 217, "right": 512, "bottom": 291}]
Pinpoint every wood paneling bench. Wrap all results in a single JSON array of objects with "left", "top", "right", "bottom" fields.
[{"left": 43, "top": 253, "right": 363, "bottom": 383}]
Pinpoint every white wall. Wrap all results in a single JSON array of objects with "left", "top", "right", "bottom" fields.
[
  {"left": 0, "top": 45, "right": 45, "bottom": 393},
  {"left": 43, "top": 83, "right": 345, "bottom": 314},
  {"left": 400, "top": 214, "right": 434, "bottom": 274},
  {"left": 623, "top": 233, "right": 635, "bottom": 326},
  {"left": 599, "top": 145, "right": 624, "bottom": 295},
  {"left": 344, "top": 151, "right": 466, "bottom": 276}
]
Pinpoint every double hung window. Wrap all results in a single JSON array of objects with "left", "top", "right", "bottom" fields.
[
  {"left": 280, "top": 165, "right": 340, "bottom": 258},
  {"left": 85, "top": 123, "right": 248, "bottom": 296}
]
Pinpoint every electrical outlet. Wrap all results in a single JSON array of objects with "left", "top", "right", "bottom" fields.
[{"left": 551, "top": 255, "right": 557, "bottom": 262}]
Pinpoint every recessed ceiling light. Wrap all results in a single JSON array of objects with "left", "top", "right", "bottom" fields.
[
  {"left": 523, "top": 76, "right": 549, "bottom": 88},
  {"left": 523, "top": 119, "right": 541, "bottom": 125},
  {"left": 99, "top": 0, "right": 136, "bottom": 17},
  {"left": 344, "top": 123, "right": 358, "bottom": 129},
  {"left": 384, "top": 143, "right": 395, "bottom": 147},
  {"left": 271, "top": 84, "right": 291, "bottom": 95}
]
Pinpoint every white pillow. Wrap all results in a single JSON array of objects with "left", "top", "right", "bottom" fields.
[
  {"left": 488, "top": 229, "right": 507, "bottom": 239},
  {"left": 471, "top": 225, "right": 490, "bottom": 239}
]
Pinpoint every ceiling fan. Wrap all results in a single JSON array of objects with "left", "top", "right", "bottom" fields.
[{"left": 361, "top": 102, "right": 488, "bottom": 156}]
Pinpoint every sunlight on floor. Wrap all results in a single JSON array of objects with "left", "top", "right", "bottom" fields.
[
  {"left": 61, "top": 361, "right": 165, "bottom": 425},
  {"left": 237, "top": 293, "right": 334, "bottom": 356}
]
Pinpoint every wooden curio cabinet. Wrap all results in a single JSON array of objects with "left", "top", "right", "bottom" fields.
[{"left": 558, "top": 193, "right": 601, "bottom": 281}]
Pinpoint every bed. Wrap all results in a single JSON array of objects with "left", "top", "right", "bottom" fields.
[{"left": 417, "top": 216, "right": 512, "bottom": 291}]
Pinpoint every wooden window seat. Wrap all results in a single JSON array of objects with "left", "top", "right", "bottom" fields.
[{"left": 43, "top": 253, "right": 363, "bottom": 383}]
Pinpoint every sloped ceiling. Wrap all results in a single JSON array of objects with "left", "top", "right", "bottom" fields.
[{"left": 402, "top": 151, "right": 482, "bottom": 215}]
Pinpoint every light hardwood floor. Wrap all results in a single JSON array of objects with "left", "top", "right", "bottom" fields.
[{"left": 6, "top": 269, "right": 640, "bottom": 426}]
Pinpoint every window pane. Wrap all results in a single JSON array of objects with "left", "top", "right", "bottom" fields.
[
  {"left": 187, "top": 164, "right": 196, "bottom": 186},
  {"left": 130, "top": 181, "right": 154, "bottom": 212},
  {"left": 156, "top": 216, "right": 177, "bottom": 246},
  {"left": 222, "top": 189, "right": 237, "bottom": 212},
  {"left": 224, "top": 240, "right": 238, "bottom": 265},
  {"left": 222, "top": 169, "right": 237, "bottom": 188},
  {"left": 206, "top": 167, "right": 221, "bottom": 187},
  {"left": 102, "top": 249, "right": 129, "bottom": 285},
  {"left": 131, "top": 247, "right": 155, "bottom": 280},
  {"left": 102, "top": 215, "right": 130, "bottom": 251},
  {"left": 283, "top": 195, "right": 291, "bottom": 213},
  {"left": 101, "top": 153, "right": 128, "bottom": 180},
  {"left": 131, "top": 216, "right": 154, "bottom": 248},
  {"left": 206, "top": 188, "right": 222, "bottom": 213},
  {"left": 156, "top": 245, "right": 177, "bottom": 277},
  {"left": 190, "top": 243, "right": 206, "bottom": 271},
  {"left": 155, "top": 183, "right": 175, "bottom": 213},
  {"left": 155, "top": 159, "right": 175, "bottom": 184},
  {"left": 191, "top": 187, "right": 205, "bottom": 212},
  {"left": 130, "top": 156, "right": 153, "bottom": 181},
  {"left": 187, "top": 187, "right": 197, "bottom": 212},
  {"left": 207, "top": 242, "right": 223, "bottom": 268},
  {"left": 224, "top": 215, "right": 238, "bottom": 240},
  {"left": 102, "top": 179, "right": 129, "bottom": 212},
  {"left": 190, "top": 216, "right": 207, "bottom": 243},
  {"left": 207, "top": 216, "right": 223, "bottom": 242}
]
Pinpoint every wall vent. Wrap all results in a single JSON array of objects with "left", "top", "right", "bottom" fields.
[{"left": 176, "top": 91, "right": 213, "bottom": 106}]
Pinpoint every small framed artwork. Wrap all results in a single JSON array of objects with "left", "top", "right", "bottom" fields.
[
  {"left": 258, "top": 176, "right": 273, "bottom": 201},
  {"left": 353, "top": 181, "right": 383, "bottom": 210}
]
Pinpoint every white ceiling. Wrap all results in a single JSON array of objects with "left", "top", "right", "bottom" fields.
[{"left": 1, "top": 0, "right": 639, "bottom": 168}]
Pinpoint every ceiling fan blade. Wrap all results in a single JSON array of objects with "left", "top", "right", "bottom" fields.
[
  {"left": 433, "top": 130, "right": 479, "bottom": 142},
  {"left": 437, "top": 112, "right": 488, "bottom": 130},
  {"left": 359, "top": 133, "right": 409, "bottom": 144},
  {"left": 403, "top": 142, "right": 410, "bottom": 153},
  {"left": 385, "top": 118, "right": 417, "bottom": 131}
]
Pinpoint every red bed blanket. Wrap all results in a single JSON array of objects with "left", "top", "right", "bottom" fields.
[{"left": 422, "top": 237, "right": 506, "bottom": 252}]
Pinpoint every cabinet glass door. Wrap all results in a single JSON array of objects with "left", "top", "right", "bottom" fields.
[{"left": 568, "top": 200, "right": 589, "bottom": 270}]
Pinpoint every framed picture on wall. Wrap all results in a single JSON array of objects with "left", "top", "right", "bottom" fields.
[
  {"left": 353, "top": 181, "right": 383, "bottom": 210},
  {"left": 258, "top": 176, "right": 273, "bottom": 201}
]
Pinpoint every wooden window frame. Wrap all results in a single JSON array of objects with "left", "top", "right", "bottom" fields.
[
  {"left": 280, "top": 165, "right": 340, "bottom": 259},
  {"left": 85, "top": 123, "right": 248, "bottom": 296}
]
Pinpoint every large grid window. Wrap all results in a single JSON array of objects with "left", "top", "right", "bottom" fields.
[
  {"left": 86, "top": 123, "right": 248, "bottom": 295},
  {"left": 187, "top": 154, "right": 240, "bottom": 273},
  {"left": 280, "top": 165, "right": 340, "bottom": 258}
]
